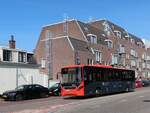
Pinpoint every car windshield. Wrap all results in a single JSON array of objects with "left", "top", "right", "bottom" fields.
[
  {"left": 61, "top": 67, "right": 82, "bottom": 84},
  {"left": 15, "top": 85, "right": 26, "bottom": 90},
  {"left": 51, "top": 83, "right": 59, "bottom": 88}
]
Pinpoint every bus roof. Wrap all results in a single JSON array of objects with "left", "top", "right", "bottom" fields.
[
  {"left": 62, "top": 64, "right": 112, "bottom": 69},
  {"left": 62, "top": 64, "right": 134, "bottom": 71}
]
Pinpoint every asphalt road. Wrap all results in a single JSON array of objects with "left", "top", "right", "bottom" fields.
[{"left": 0, "top": 87, "right": 150, "bottom": 113}]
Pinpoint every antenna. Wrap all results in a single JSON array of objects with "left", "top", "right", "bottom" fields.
[{"left": 63, "top": 13, "right": 68, "bottom": 21}]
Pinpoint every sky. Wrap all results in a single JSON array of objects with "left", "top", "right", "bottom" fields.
[{"left": 0, "top": 0, "right": 150, "bottom": 51}]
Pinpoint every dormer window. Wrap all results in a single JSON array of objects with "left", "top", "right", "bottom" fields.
[
  {"left": 87, "top": 34, "right": 97, "bottom": 44},
  {"left": 114, "top": 30, "right": 121, "bottom": 38},
  {"left": 102, "top": 21, "right": 111, "bottom": 36},
  {"left": 137, "top": 41, "right": 142, "bottom": 47},
  {"left": 84, "top": 27, "right": 89, "bottom": 32},
  {"left": 130, "top": 38, "right": 134, "bottom": 44},
  {"left": 124, "top": 30, "right": 130, "bottom": 38},
  {"left": 105, "top": 39, "right": 113, "bottom": 48}
]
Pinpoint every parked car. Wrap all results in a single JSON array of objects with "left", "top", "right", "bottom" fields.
[
  {"left": 135, "top": 80, "right": 142, "bottom": 88},
  {"left": 141, "top": 80, "right": 150, "bottom": 87},
  {"left": 2, "top": 84, "right": 49, "bottom": 101},
  {"left": 49, "top": 83, "right": 61, "bottom": 96}
]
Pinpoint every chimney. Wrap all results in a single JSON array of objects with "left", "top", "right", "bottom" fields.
[{"left": 9, "top": 35, "right": 16, "bottom": 49}]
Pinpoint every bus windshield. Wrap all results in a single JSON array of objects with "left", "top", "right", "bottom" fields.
[{"left": 61, "top": 67, "right": 82, "bottom": 84}]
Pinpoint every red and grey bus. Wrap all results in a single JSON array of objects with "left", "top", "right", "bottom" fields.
[{"left": 61, "top": 64, "right": 135, "bottom": 96}]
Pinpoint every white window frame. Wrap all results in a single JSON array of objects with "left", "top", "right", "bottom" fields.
[
  {"left": 131, "top": 59, "right": 136, "bottom": 67},
  {"left": 130, "top": 49, "right": 136, "bottom": 57},
  {"left": 147, "top": 63, "right": 150, "bottom": 69},
  {"left": 147, "top": 55, "right": 150, "bottom": 60},
  {"left": 119, "top": 44, "right": 125, "bottom": 53},
  {"left": 114, "top": 30, "right": 121, "bottom": 38},
  {"left": 142, "top": 62, "right": 146, "bottom": 69},
  {"left": 87, "top": 34, "right": 97, "bottom": 44},
  {"left": 87, "top": 59, "right": 93, "bottom": 65},
  {"left": 130, "top": 38, "right": 134, "bottom": 43},
  {"left": 94, "top": 49, "right": 102, "bottom": 63},
  {"left": 111, "top": 54, "right": 118, "bottom": 65},
  {"left": 142, "top": 53, "right": 146, "bottom": 60},
  {"left": 41, "top": 58, "right": 46, "bottom": 68},
  {"left": 105, "top": 39, "right": 113, "bottom": 48}
]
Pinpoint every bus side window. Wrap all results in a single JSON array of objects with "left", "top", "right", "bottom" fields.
[
  {"left": 89, "top": 73, "right": 92, "bottom": 81},
  {"left": 97, "top": 73, "right": 101, "bottom": 81},
  {"left": 96, "top": 69, "right": 101, "bottom": 81}
]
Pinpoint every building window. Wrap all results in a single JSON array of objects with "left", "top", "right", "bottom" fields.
[
  {"left": 130, "top": 49, "right": 137, "bottom": 57},
  {"left": 102, "top": 21, "right": 111, "bottom": 36},
  {"left": 147, "top": 63, "right": 150, "bottom": 69},
  {"left": 87, "top": 34, "right": 97, "bottom": 44},
  {"left": 126, "top": 54, "right": 130, "bottom": 59},
  {"left": 131, "top": 59, "right": 136, "bottom": 67},
  {"left": 41, "top": 59, "right": 46, "bottom": 68},
  {"left": 125, "top": 32, "right": 130, "bottom": 38},
  {"left": 27, "top": 53, "right": 34, "bottom": 63},
  {"left": 114, "top": 30, "right": 121, "bottom": 38},
  {"left": 142, "top": 62, "right": 146, "bottom": 69},
  {"left": 147, "top": 55, "right": 150, "bottom": 60},
  {"left": 87, "top": 59, "right": 93, "bottom": 65},
  {"left": 18, "top": 52, "right": 26, "bottom": 63},
  {"left": 84, "top": 27, "right": 89, "bottom": 32},
  {"left": 3, "top": 50, "right": 12, "bottom": 61},
  {"left": 142, "top": 53, "right": 146, "bottom": 60},
  {"left": 130, "top": 38, "right": 135, "bottom": 44},
  {"left": 94, "top": 50, "right": 102, "bottom": 63},
  {"left": 137, "top": 42, "right": 143, "bottom": 47},
  {"left": 105, "top": 40, "right": 113, "bottom": 48},
  {"left": 75, "top": 58, "right": 80, "bottom": 65},
  {"left": 112, "top": 54, "right": 118, "bottom": 65},
  {"left": 119, "top": 44, "right": 125, "bottom": 53}
]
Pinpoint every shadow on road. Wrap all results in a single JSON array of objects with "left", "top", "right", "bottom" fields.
[
  {"left": 143, "top": 100, "right": 150, "bottom": 102},
  {"left": 63, "top": 95, "right": 96, "bottom": 100},
  {"left": 63, "top": 91, "right": 132, "bottom": 100}
]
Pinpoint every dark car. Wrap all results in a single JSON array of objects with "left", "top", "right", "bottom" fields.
[
  {"left": 2, "top": 84, "right": 49, "bottom": 101},
  {"left": 141, "top": 80, "right": 150, "bottom": 87},
  {"left": 49, "top": 83, "right": 61, "bottom": 96}
]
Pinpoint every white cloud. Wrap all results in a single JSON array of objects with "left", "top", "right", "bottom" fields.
[{"left": 142, "top": 38, "right": 150, "bottom": 48}]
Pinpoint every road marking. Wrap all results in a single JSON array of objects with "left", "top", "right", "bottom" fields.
[
  {"left": 139, "top": 96, "right": 145, "bottom": 98},
  {"left": 120, "top": 99, "right": 127, "bottom": 102},
  {"left": 13, "top": 102, "right": 77, "bottom": 113}
]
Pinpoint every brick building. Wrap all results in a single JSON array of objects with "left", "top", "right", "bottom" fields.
[{"left": 34, "top": 19, "right": 150, "bottom": 80}]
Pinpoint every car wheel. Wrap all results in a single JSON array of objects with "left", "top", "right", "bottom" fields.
[
  {"left": 57, "top": 92, "right": 61, "bottom": 96},
  {"left": 15, "top": 94, "right": 23, "bottom": 101}
]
